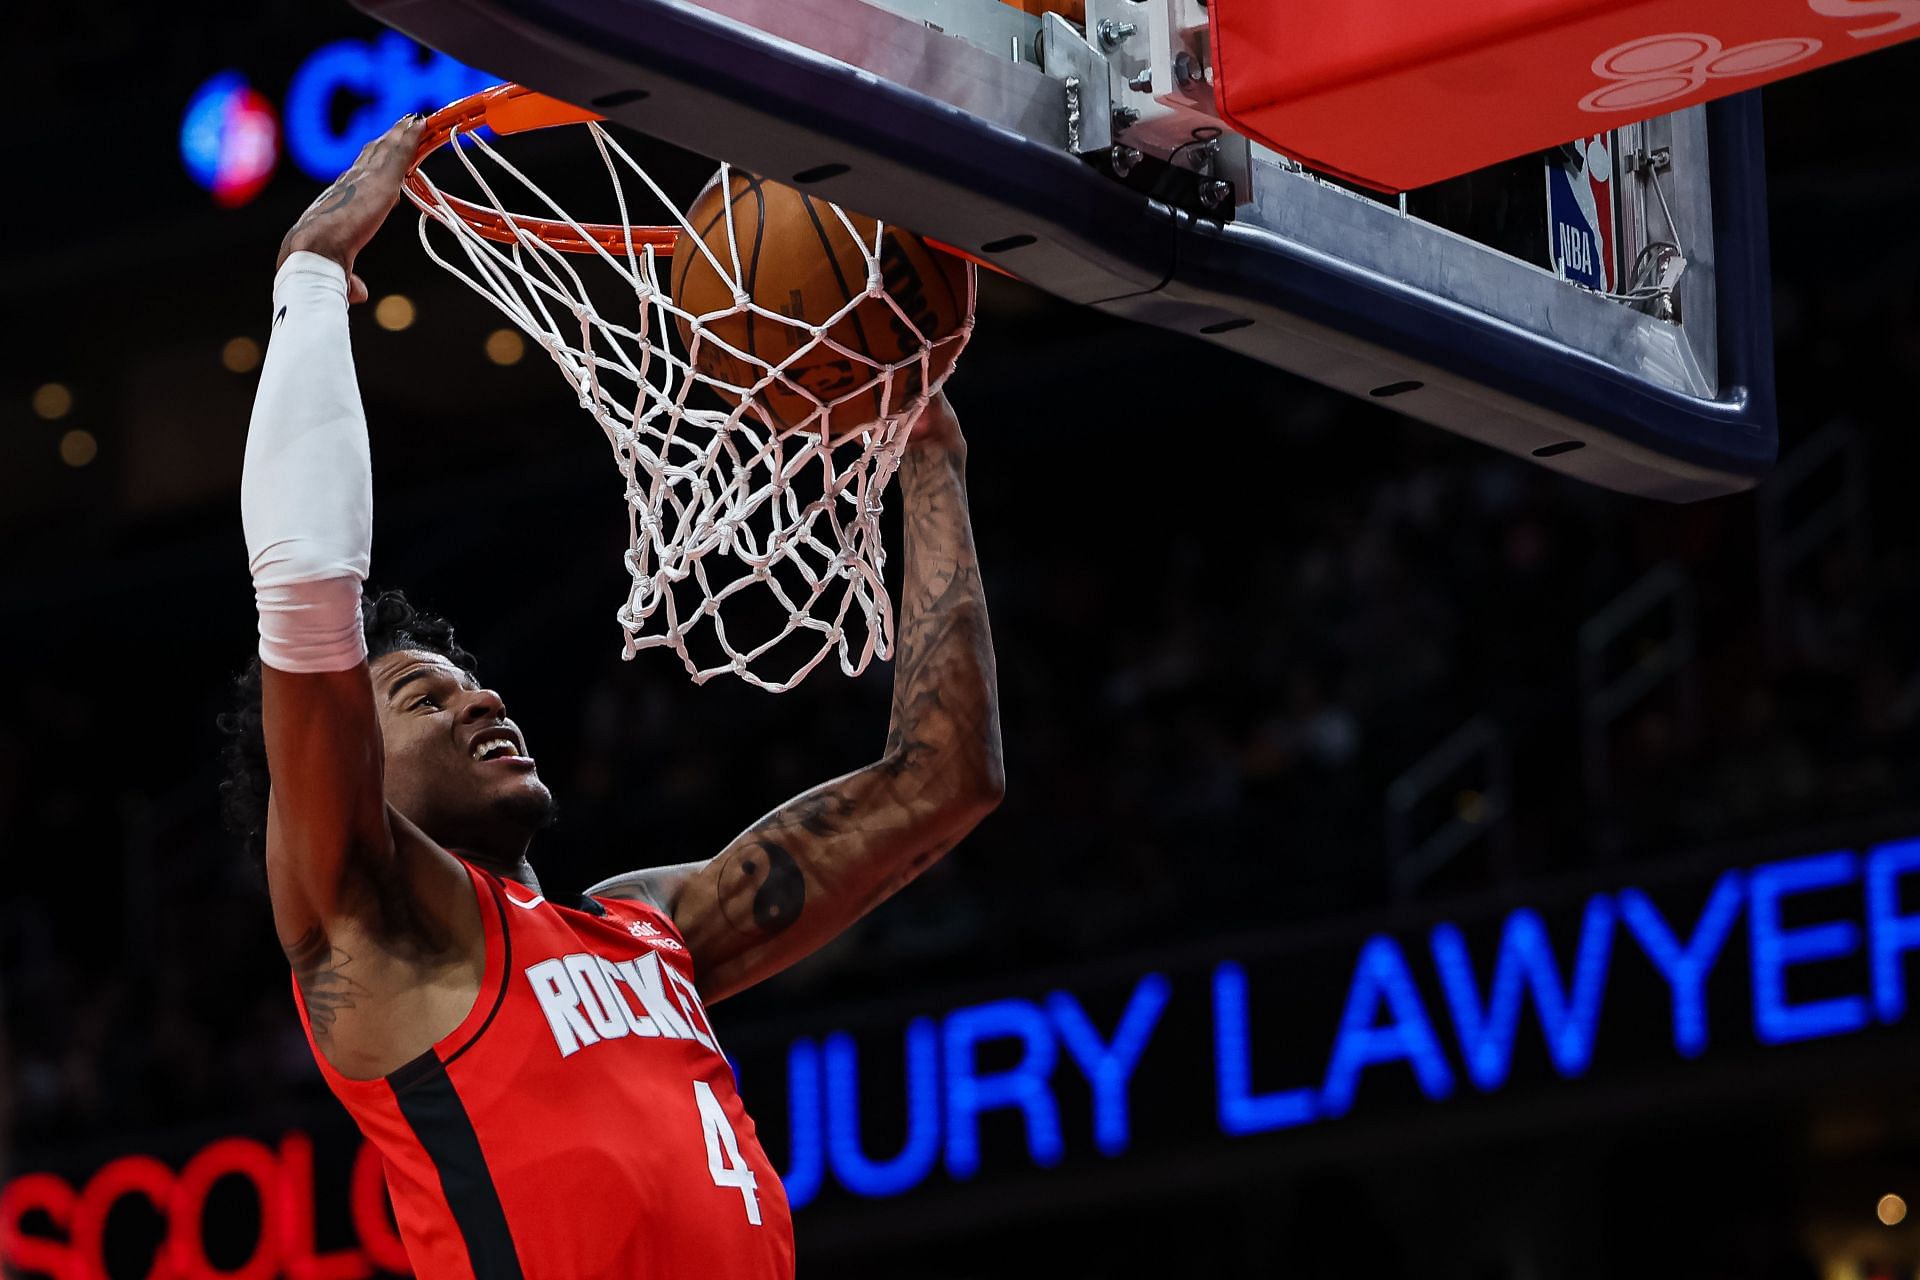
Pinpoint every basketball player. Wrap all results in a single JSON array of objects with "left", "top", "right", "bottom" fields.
[{"left": 222, "top": 116, "right": 1003, "bottom": 1278}]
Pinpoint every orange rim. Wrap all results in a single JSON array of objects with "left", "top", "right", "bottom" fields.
[
  {"left": 407, "top": 82, "right": 1016, "bottom": 277},
  {"left": 406, "top": 83, "right": 678, "bottom": 255}
]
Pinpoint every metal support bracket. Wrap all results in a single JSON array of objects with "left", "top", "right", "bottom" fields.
[{"left": 1039, "top": 13, "right": 1112, "bottom": 153}]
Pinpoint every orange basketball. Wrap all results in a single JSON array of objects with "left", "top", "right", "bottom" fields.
[{"left": 670, "top": 171, "right": 972, "bottom": 436}]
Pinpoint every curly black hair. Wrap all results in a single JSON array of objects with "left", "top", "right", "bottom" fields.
[{"left": 216, "top": 587, "right": 478, "bottom": 871}]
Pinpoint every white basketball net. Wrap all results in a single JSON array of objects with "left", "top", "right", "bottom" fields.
[{"left": 404, "top": 119, "right": 975, "bottom": 691}]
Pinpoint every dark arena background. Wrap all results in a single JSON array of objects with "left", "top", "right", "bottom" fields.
[{"left": 5, "top": 4, "right": 1920, "bottom": 1277}]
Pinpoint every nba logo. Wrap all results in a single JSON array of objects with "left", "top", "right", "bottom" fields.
[{"left": 1546, "top": 134, "right": 1617, "bottom": 293}]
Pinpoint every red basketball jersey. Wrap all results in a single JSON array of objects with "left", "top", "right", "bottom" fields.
[{"left": 291, "top": 856, "right": 794, "bottom": 1279}]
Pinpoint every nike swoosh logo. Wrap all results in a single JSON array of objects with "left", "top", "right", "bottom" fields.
[{"left": 503, "top": 889, "right": 546, "bottom": 910}]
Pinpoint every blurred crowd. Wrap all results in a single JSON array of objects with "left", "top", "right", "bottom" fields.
[{"left": 4, "top": 219, "right": 1918, "bottom": 1155}]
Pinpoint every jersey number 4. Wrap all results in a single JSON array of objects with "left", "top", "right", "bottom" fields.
[{"left": 694, "top": 1080, "right": 763, "bottom": 1225}]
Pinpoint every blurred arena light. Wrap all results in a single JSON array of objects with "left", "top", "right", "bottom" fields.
[
  {"left": 59, "top": 429, "right": 97, "bottom": 467},
  {"left": 375, "top": 294, "right": 416, "bottom": 331},
  {"left": 1877, "top": 1193, "right": 1906, "bottom": 1225},
  {"left": 32, "top": 383, "right": 73, "bottom": 420},
  {"left": 222, "top": 337, "right": 263, "bottom": 373},
  {"left": 485, "top": 328, "right": 525, "bottom": 366}
]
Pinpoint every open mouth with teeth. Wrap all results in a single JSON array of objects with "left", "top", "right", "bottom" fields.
[{"left": 470, "top": 734, "right": 528, "bottom": 764}]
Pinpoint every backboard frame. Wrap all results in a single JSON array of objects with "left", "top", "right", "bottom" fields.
[{"left": 354, "top": 0, "right": 1777, "bottom": 501}]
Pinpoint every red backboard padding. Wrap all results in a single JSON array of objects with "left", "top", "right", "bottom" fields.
[{"left": 1209, "top": 0, "right": 1919, "bottom": 191}]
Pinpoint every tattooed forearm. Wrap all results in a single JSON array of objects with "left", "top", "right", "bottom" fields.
[
  {"left": 285, "top": 925, "right": 367, "bottom": 1047},
  {"left": 715, "top": 838, "right": 807, "bottom": 936},
  {"left": 884, "top": 440, "right": 1003, "bottom": 799}
]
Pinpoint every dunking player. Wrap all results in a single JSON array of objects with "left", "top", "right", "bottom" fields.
[{"left": 221, "top": 116, "right": 1003, "bottom": 1277}]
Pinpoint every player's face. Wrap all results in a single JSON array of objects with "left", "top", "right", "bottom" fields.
[{"left": 369, "top": 649, "right": 554, "bottom": 851}]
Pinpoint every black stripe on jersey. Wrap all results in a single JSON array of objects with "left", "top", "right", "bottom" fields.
[{"left": 390, "top": 1055, "right": 526, "bottom": 1279}]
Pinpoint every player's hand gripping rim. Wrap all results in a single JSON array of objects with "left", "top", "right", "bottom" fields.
[{"left": 276, "top": 114, "right": 427, "bottom": 305}]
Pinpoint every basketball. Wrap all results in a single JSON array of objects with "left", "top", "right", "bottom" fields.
[{"left": 670, "top": 170, "right": 972, "bottom": 436}]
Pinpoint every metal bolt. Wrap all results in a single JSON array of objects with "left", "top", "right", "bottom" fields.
[
  {"left": 1097, "top": 19, "right": 1137, "bottom": 46},
  {"left": 1111, "top": 145, "right": 1142, "bottom": 177},
  {"left": 1173, "top": 51, "right": 1199, "bottom": 85},
  {"left": 1111, "top": 105, "right": 1140, "bottom": 131},
  {"left": 1127, "top": 69, "right": 1154, "bottom": 92},
  {"left": 1198, "top": 179, "right": 1232, "bottom": 209}
]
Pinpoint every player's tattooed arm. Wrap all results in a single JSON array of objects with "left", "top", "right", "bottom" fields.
[
  {"left": 878, "top": 393, "right": 1004, "bottom": 805},
  {"left": 591, "top": 393, "right": 1003, "bottom": 1000}
]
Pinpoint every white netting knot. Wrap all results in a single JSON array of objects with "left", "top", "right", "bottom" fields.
[{"left": 405, "top": 115, "right": 975, "bottom": 691}]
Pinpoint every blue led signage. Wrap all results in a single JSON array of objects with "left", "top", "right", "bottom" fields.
[
  {"left": 741, "top": 835, "right": 1920, "bottom": 1209},
  {"left": 283, "top": 33, "right": 495, "bottom": 181}
]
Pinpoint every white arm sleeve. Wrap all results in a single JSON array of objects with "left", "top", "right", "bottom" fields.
[{"left": 241, "top": 251, "right": 372, "bottom": 673}]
